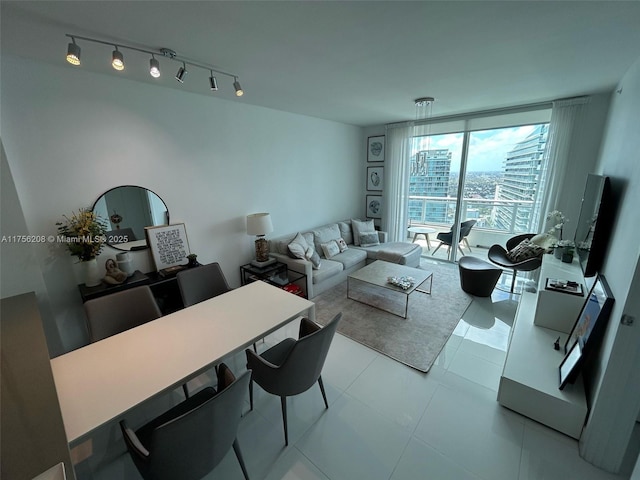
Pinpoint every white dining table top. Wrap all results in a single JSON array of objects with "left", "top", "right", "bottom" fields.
[{"left": 51, "top": 281, "right": 315, "bottom": 443}]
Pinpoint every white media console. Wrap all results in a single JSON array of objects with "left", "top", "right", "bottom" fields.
[{"left": 497, "top": 254, "right": 589, "bottom": 439}]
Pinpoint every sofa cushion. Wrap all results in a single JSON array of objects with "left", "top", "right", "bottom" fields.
[
  {"left": 311, "top": 259, "right": 343, "bottom": 284},
  {"left": 313, "top": 224, "right": 341, "bottom": 255},
  {"left": 359, "top": 231, "right": 380, "bottom": 247},
  {"left": 320, "top": 240, "right": 341, "bottom": 259},
  {"left": 351, "top": 219, "right": 375, "bottom": 246},
  {"left": 330, "top": 248, "right": 367, "bottom": 269},
  {"left": 288, "top": 232, "right": 321, "bottom": 269},
  {"left": 337, "top": 221, "right": 353, "bottom": 245}
]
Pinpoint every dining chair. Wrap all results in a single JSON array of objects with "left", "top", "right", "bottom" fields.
[
  {"left": 84, "top": 285, "right": 161, "bottom": 342},
  {"left": 120, "top": 363, "right": 251, "bottom": 480},
  {"left": 176, "top": 262, "right": 231, "bottom": 307},
  {"left": 245, "top": 313, "right": 341, "bottom": 446},
  {"left": 432, "top": 219, "right": 477, "bottom": 256}
]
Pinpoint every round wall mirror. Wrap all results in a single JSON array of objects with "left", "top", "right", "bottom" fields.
[{"left": 92, "top": 185, "right": 169, "bottom": 251}]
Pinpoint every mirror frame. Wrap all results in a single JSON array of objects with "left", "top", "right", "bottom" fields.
[{"left": 92, "top": 185, "right": 170, "bottom": 252}]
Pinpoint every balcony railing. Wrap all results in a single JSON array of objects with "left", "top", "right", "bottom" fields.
[{"left": 408, "top": 195, "right": 535, "bottom": 235}]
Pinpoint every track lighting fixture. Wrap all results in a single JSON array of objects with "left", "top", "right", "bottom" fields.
[
  {"left": 149, "top": 57, "right": 161, "bottom": 78},
  {"left": 64, "top": 33, "right": 244, "bottom": 96},
  {"left": 66, "top": 37, "right": 81, "bottom": 66},
  {"left": 111, "top": 48, "right": 124, "bottom": 71},
  {"left": 175, "top": 63, "right": 187, "bottom": 83},
  {"left": 233, "top": 78, "right": 244, "bottom": 97},
  {"left": 209, "top": 71, "right": 218, "bottom": 91}
]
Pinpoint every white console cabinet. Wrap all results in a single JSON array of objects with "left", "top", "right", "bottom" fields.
[{"left": 497, "top": 254, "right": 589, "bottom": 439}]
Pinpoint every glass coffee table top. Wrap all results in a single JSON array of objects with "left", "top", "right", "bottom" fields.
[{"left": 348, "top": 260, "right": 432, "bottom": 295}]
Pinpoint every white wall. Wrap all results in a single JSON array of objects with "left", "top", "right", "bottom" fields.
[
  {"left": 0, "top": 55, "right": 363, "bottom": 355},
  {"left": 579, "top": 55, "right": 640, "bottom": 472}
]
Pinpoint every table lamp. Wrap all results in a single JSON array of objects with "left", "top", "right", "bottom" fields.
[{"left": 247, "top": 213, "right": 276, "bottom": 267}]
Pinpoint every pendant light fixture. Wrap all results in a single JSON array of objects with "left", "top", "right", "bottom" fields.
[
  {"left": 414, "top": 97, "right": 435, "bottom": 152},
  {"left": 64, "top": 33, "right": 245, "bottom": 96}
]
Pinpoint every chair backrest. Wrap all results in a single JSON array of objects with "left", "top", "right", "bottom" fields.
[
  {"left": 84, "top": 285, "right": 161, "bottom": 342},
  {"left": 176, "top": 263, "right": 231, "bottom": 307},
  {"left": 459, "top": 219, "right": 477, "bottom": 240},
  {"left": 141, "top": 370, "right": 250, "bottom": 480},
  {"left": 273, "top": 313, "right": 341, "bottom": 397}
]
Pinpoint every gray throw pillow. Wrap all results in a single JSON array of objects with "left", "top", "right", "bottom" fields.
[
  {"left": 321, "top": 240, "right": 341, "bottom": 259},
  {"left": 351, "top": 219, "right": 375, "bottom": 246},
  {"left": 287, "top": 232, "right": 311, "bottom": 259},
  {"left": 507, "top": 239, "right": 544, "bottom": 262},
  {"left": 359, "top": 232, "right": 380, "bottom": 247}
]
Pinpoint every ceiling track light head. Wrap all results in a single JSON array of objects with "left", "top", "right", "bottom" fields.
[
  {"left": 233, "top": 77, "right": 244, "bottom": 97},
  {"left": 175, "top": 62, "right": 188, "bottom": 83},
  {"left": 112, "top": 48, "right": 125, "bottom": 71},
  {"left": 66, "top": 38, "right": 81, "bottom": 66},
  {"left": 149, "top": 56, "right": 161, "bottom": 78},
  {"left": 414, "top": 97, "right": 435, "bottom": 107},
  {"left": 209, "top": 72, "right": 218, "bottom": 91}
]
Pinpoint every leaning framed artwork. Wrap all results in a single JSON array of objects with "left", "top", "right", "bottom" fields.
[
  {"left": 367, "top": 166, "right": 383, "bottom": 191},
  {"left": 366, "top": 195, "right": 382, "bottom": 219},
  {"left": 145, "top": 223, "right": 191, "bottom": 273},
  {"left": 367, "top": 135, "right": 385, "bottom": 162}
]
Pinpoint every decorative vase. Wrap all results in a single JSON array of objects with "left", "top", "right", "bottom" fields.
[
  {"left": 83, "top": 258, "right": 102, "bottom": 287},
  {"left": 554, "top": 247, "right": 564, "bottom": 259}
]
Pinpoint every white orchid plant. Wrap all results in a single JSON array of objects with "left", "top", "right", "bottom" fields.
[{"left": 546, "top": 210, "right": 568, "bottom": 242}]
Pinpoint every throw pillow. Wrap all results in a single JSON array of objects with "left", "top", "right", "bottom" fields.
[
  {"left": 313, "top": 224, "right": 341, "bottom": 254},
  {"left": 336, "top": 237, "right": 348, "bottom": 252},
  {"left": 530, "top": 233, "right": 556, "bottom": 252},
  {"left": 287, "top": 232, "right": 310, "bottom": 259},
  {"left": 351, "top": 218, "right": 375, "bottom": 246},
  {"left": 320, "top": 240, "right": 341, "bottom": 259},
  {"left": 507, "top": 239, "right": 545, "bottom": 262},
  {"left": 359, "top": 231, "right": 380, "bottom": 247},
  {"left": 308, "top": 250, "right": 322, "bottom": 269},
  {"left": 338, "top": 221, "right": 354, "bottom": 245}
]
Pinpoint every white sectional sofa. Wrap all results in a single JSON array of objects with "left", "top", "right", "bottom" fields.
[{"left": 268, "top": 219, "right": 422, "bottom": 298}]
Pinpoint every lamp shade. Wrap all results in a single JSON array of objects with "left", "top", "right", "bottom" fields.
[{"left": 246, "top": 213, "right": 273, "bottom": 236}]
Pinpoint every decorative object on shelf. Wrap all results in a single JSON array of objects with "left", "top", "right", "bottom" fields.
[
  {"left": 366, "top": 166, "right": 384, "bottom": 191},
  {"left": 545, "top": 278, "right": 583, "bottom": 296},
  {"left": 559, "top": 340, "right": 583, "bottom": 390},
  {"left": 103, "top": 258, "right": 128, "bottom": 285},
  {"left": 554, "top": 239, "right": 575, "bottom": 261},
  {"left": 366, "top": 195, "right": 382, "bottom": 219},
  {"left": 187, "top": 253, "right": 202, "bottom": 268},
  {"left": 145, "top": 223, "right": 191, "bottom": 273},
  {"left": 56, "top": 208, "right": 108, "bottom": 287},
  {"left": 65, "top": 34, "right": 244, "bottom": 96},
  {"left": 247, "top": 213, "right": 276, "bottom": 268},
  {"left": 367, "top": 135, "right": 385, "bottom": 162},
  {"left": 116, "top": 252, "right": 135, "bottom": 277},
  {"left": 546, "top": 209, "right": 568, "bottom": 241},
  {"left": 387, "top": 275, "right": 415, "bottom": 290}
]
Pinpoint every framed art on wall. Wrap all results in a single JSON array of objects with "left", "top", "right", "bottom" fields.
[
  {"left": 366, "top": 195, "right": 382, "bottom": 219},
  {"left": 367, "top": 166, "right": 383, "bottom": 191},
  {"left": 367, "top": 135, "right": 385, "bottom": 162},
  {"left": 145, "top": 223, "right": 191, "bottom": 273}
]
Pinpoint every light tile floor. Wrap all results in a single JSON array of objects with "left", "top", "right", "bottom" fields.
[{"left": 84, "top": 260, "right": 636, "bottom": 480}]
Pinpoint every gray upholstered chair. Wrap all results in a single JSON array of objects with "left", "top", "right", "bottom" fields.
[
  {"left": 120, "top": 363, "right": 251, "bottom": 480},
  {"left": 245, "top": 313, "right": 341, "bottom": 446},
  {"left": 488, "top": 233, "right": 542, "bottom": 293},
  {"left": 432, "top": 219, "right": 477, "bottom": 256},
  {"left": 84, "top": 285, "right": 161, "bottom": 342},
  {"left": 176, "top": 262, "right": 231, "bottom": 307}
]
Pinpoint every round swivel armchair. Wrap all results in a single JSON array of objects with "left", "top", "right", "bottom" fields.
[{"left": 488, "top": 233, "right": 542, "bottom": 293}]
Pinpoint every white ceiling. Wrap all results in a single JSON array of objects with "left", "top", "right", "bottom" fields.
[{"left": 3, "top": 1, "right": 640, "bottom": 127}]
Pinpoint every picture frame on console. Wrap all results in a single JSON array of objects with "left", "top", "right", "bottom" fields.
[
  {"left": 145, "top": 223, "right": 191, "bottom": 275},
  {"left": 559, "top": 340, "right": 583, "bottom": 390},
  {"left": 367, "top": 135, "right": 385, "bottom": 162}
]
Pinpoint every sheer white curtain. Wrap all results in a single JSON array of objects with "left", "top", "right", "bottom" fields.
[
  {"left": 382, "top": 122, "right": 414, "bottom": 242},
  {"left": 533, "top": 96, "right": 590, "bottom": 232}
]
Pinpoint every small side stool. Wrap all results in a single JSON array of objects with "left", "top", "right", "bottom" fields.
[{"left": 458, "top": 256, "right": 502, "bottom": 297}]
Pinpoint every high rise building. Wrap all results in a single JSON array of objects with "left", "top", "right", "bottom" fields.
[
  {"left": 409, "top": 149, "right": 452, "bottom": 223},
  {"left": 495, "top": 124, "right": 549, "bottom": 232}
]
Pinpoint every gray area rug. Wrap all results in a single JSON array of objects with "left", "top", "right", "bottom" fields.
[{"left": 314, "top": 261, "right": 473, "bottom": 373}]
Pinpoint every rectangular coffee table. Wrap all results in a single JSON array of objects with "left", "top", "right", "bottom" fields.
[{"left": 347, "top": 260, "right": 433, "bottom": 318}]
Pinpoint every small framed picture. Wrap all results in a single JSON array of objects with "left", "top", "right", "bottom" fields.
[
  {"left": 367, "top": 135, "right": 385, "bottom": 162},
  {"left": 367, "top": 166, "right": 383, "bottom": 191},
  {"left": 145, "top": 223, "right": 191, "bottom": 272},
  {"left": 559, "top": 340, "right": 583, "bottom": 390},
  {"left": 366, "top": 195, "right": 382, "bottom": 219}
]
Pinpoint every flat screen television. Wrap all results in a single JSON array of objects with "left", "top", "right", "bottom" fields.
[{"left": 574, "top": 174, "right": 613, "bottom": 278}]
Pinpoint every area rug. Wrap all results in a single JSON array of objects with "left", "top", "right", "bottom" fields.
[{"left": 314, "top": 261, "right": 473, "bottom": 373}]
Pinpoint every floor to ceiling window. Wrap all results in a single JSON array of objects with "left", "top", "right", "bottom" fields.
[{"left": 408, "top": 108, "right": 550, "bottom": 262}]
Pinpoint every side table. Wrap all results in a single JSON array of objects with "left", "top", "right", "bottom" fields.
[{"left": 240, "top": 262, "right": 307, "bottom": 298}]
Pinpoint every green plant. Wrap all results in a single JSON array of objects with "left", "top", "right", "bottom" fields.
[{"left": 56, "top": 209, "right": 108, "bottom": 261}]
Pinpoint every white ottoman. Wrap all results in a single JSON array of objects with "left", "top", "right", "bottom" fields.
[{"left": 377, "top": 242, "right": 422, "bottom": 268}]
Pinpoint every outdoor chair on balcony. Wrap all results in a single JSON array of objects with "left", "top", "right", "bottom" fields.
[{"left": 432, "top": 220, "right": 476, "bottom": 256}]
